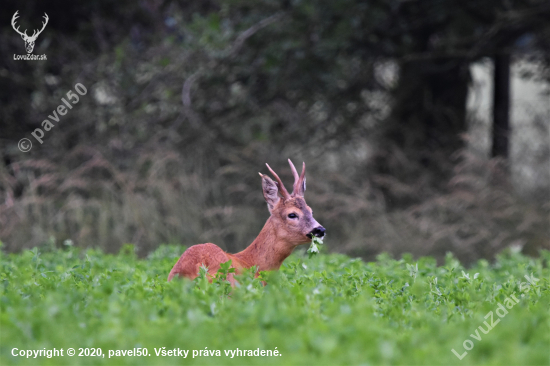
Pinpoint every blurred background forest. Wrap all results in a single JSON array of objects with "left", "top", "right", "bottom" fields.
[{"left": 0, "top": 0, "right": 549, "bottom": 264}]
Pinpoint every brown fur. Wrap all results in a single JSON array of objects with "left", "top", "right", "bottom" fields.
[{"left": 167, "top": 160, "right": 324, "bottom": 285}]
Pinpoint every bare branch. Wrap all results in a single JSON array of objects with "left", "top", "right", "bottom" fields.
[
  {"left": 228, "top": 12, "right": 284, "bottom": 57},
  {"left": 181, "top": 72, "right": 199, "bottom": 108}
]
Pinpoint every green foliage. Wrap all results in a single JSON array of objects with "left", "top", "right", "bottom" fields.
[
  {"left": 1, "top": 246, "right": 548, "bottom": 365},
  {"left": 307, "top": 236, "right": 324, "bottom": 258}
]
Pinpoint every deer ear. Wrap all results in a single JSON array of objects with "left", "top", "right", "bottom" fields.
[{"left": 259, "top": 173, "right": 280, "bottom": 212}]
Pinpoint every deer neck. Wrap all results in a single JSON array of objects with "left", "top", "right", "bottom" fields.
[{"left": 233, "top": 217, "right": 294, "bottom": 272}]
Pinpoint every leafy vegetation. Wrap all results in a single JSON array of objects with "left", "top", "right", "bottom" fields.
[
  {"left": 307, "top": 235, "right": 324, "bottom": 258},
  {"left": 1, "top": 244, "right": 548, "bottom": 365}
]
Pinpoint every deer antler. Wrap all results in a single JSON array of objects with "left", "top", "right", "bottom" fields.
[
  {"left": 288, "top": 159, "right": 306, "bottom": 196},
  {"left": 265, "top": 163, "right": 290, "bottom": 200},
  {"left": 11, "top": 11, "right": 27, "bottom": 38},
  {"left": 29, "top": 13, "right": 49, "bottom": 40}
]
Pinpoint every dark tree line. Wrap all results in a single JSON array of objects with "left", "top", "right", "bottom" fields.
[
  {"left": 2, "top": 0, "right": 549, "bottom": 169},
  {"left": 0, "top": 0, "right": 549, "bottom": 259}
]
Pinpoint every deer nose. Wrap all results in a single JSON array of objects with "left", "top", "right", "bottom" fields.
[{"left": 310, "top": 226, "right": 326, "bottom": 238}]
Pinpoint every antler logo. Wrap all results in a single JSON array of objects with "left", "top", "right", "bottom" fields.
[{"left": 11, "top": 11, "right": 49, "bottom": 54}]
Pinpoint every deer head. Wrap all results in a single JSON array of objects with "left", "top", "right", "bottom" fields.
[
  {"left": 259, "top": 159, "right": 325, "bottom": 246},
  {"left": 12, "top": 11, "right": 49, "bottom": 54}
]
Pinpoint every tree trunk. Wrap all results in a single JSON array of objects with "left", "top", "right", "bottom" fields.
[
  {"left": 377, "top": 57, "right": 470, "bottom": 200},
  {"left": 491, "top": 54, "right": 511, "bottom": 159}
]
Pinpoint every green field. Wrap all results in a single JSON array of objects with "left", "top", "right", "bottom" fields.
[{"left": 1, "top": 244, "right": 549, "bottom": 365}]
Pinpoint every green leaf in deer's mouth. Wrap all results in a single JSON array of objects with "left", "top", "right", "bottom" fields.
[{"left": 307, "top": 235, "right": 324, "bottom": 259}]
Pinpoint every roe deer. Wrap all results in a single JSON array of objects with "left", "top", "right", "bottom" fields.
[{"left": 168, "top": 159, "right": 325, "bottom": 285}]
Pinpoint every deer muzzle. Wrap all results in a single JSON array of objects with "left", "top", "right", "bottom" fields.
[{"left": 308, "top": 226, "right": 326, "bottom": 238}]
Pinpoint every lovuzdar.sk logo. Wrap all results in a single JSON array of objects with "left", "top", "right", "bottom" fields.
[{"left": 12, "top": 10, "right": 48, "bottom": 61}]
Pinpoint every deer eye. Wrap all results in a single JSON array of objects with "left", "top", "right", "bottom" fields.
[{"left": 288, "top": 213, "right": 298, "bottom": 219}]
